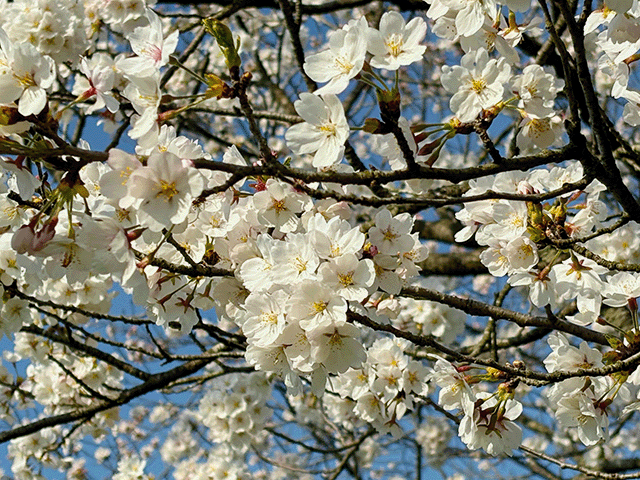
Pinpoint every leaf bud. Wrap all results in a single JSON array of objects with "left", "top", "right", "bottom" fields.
[{"left": 202, "top": 18, "right": 241, "bottom": 71}]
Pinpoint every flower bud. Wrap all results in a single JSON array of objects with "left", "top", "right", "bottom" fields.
[
  {"left": 376, "top": 87, "right": 401, "bottom": 124},
  {"left": 11, "top": 223, "right": 35, "bottom": 254}
]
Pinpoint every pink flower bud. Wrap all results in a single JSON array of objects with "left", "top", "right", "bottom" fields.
[
  {"left": 11, "top": 224, "right": 35, "bottom": 254},
  {"left": 30, "top": 216, "right": 58, "bottom": 253},
  {"left": 517, "top": 180, "right": 536, "bottom": 195}
]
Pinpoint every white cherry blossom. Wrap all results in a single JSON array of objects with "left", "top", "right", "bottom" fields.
[
  {"left": 367, "top": 12, "right": 427, "bottom": 70},
  {"left": 285, "top": 93, "right": 349, "bottom": 168},
  {"left": 303, "top": 18, "right": 368, "bottom": 95},
  {"left": 441, "top": 48, "right": 511, "bottom": 122},
  {"left": 127, "top": 151, "right": 204, "bottom": 231},
  {"left": 0, "top": 27, "right": 55, "bottom": 116}
]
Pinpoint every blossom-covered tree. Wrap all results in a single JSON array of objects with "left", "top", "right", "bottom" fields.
[{"left": 1, "top": 0, "right": 640, "bottom": 479}]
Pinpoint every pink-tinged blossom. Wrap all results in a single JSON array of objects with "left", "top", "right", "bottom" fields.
[
  {"left": 370, "top": 253, "right": 402, "bottom": 295},
  {"left": 12, "top": 215, "right": 58, "bottom": 255},
  {"left": 240, "top": 291, "right": 289, "bottom": 348},
  {"left": 509, "top": 269, "right": 555, "bottom": 307},
  {"left": 483, "top": 201, "right": 529, "bottom": 240},
  {"left": 245, "top": 338, "right": 302, "bottom": 395},
  {"left": 459, "top": 17, "right": 533, "bottom": 65},
  {"left": 307, "top": 213, "right": 365, "bottom": 260},
  {"left": 512, "top": 64, "right": 564, "bottom": 117},
  {"left": 556, "top": 392, "right": 609, "bottom": 446},
  {"left": 117, "top": 9, "right": 179, "bottom": 78},
  {"left": 100, "top": 149, "right": 143, "bottom": 209},
  {"left": 371, "top": 364, "right": 405, "bottom": 402},
  {"left": 309, "top": 323, "right": 366, "bottom": 374},
  {"left": 429, "top": 357, "right": 476, "bottom": 411},
  {"left": 269, "top": 233, "right": 320, "bottom": 286},
  {"left": 127, "top": 151, "right": 204, "bottom": 231},
  {"left": 0, "top": 297, "right": 30, "bottom": 338},
  {"left": 336, "top": 366, "right": 374, "bottom": 400},
  {"left": 121, "top": 73, "right": 161, "bottom": 140},
  {"left": 368, "top": 209, "right": 414, "bottom": 255},
  {"left": 543, "top": 332, "right": 603, "bottom": 374},
  {"left": 428, "top": 0, "right": 498, "bottom": 38},
  {"left": 516, "top": 113, "right": 564, "bottom": 151},
  {"left": 354, "top": 391, "right": 384, "bottom": 423},
  {"left": 603, "top": 272, "right": 640, "bottom": 307},
  {"left": 459, "top": 395, "right": 522, "bottom": 456},
  {"left": 503, "top": 236, "right": 539, "bottom": 272},
  {"left": 550, "top": 255, "right": 607, "bottom": 325},
  {"left": 318, "top": 254, "right": 375, "bottom": 302},
  {"left": 238, "top": 234, "right": 279, "bottom": 293},
  {"left": 2, "top": 158, "right": 41, "bottom": 201},
  {"left": 479, "top": 240, "right": 510, "bottom": 276},
  {"left": 78, "top": 216, "right": 138, "bottom": 284},
  {"left": 287, "top": 280, "right": 348, "bottom": 332},
  {"left": 252, "top": 179, "right": 307, "bottom": 233},
  {"left": 74, "top": 55, "right": 119, "bottom": 114},
  {"left": 543, "top": 332, "right": 611, "bottom": 407}
]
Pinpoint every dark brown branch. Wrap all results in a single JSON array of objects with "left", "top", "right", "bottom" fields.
[
  {"left": 418, "top": 251, "right": 487, "bottom": 276},
  {"left": 400, "top": 285, "right": 609, "bottom": 345},
  {"left": 21, "top": 325, "right": 151, "bottom": 381},
  {"left": 156, "top": 0, "right": 427, "bottom": 15}
]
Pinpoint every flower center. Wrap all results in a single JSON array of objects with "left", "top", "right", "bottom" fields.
[
  {"left": 263, "top": 312, "right": 278, "bottom": 324},
  {"left": 528, "top": 118, "right": 550, "bottom": 137},
  {"left": 319, "top": 122, "right": 337, "bottom": 135},
  {"left": 471, "top": 78, "right": 487, "bottom": 94},
  {"left": 3, "top": 206, "right": 18, "bottom": 219},
  {"left": 116, "top": 208, "right": 131, "bottom": 222},
  {"left": 313, "top": 300, "right": 328, "bottom": 313},
  {"left": 338, "top": 272, "right": 354, "bottom": 287},
  {"left": 157, "top": 180, "right": 178, "bottom": 201},
  {"left": 294, "top": 256, "right": 308, "bottom": 273},
  {"left": 386, "top": 34, "right": 404, "bottom": 57},
  {"left": 383, "top": 228, "right": 398, "bottom": 242},
  {"left": 269, "top": 198, "right": 286, "bottom": 213},
  {"left": 510, "top": 215, "right": 524, "bottom": 227},
  {"left": 142, "top": 43, "right": 163, "bottom": 63},
  {"left": 14, "top": 72, "right": 36, "bottom": 88},
  {"left": 334, "top": 55, "right": 354, "bottom": 74}
]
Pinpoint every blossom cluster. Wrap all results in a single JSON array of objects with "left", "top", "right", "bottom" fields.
[
  {"left": 429, "top": 356, "right": 523, "bottom": 456},
  {"left": 455, "top": 162, "right": 630, "bottom": 327},
  {"left": 198, "top": 372, "right": 272, "bottom": 452},
  {"left": 328, "top": 337, "right": 430, "bottom": 436},
  {"left": 239, "top": 201, "right": 428, "bottom": 395},
  {"left": 0, "top": 0, "right": 640, "bottom": 477}
]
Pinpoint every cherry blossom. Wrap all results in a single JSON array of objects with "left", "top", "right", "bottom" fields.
[
  {"left": 127, "top": 150, "right": 204, "bottom": 231},
  {"left": 117, "top": 9, "right": 179, "bottom": 78},
  {"left": 285, "top": 93, "right": 349, "bottom": 168},
  {"left": 441, "top": 48, "right": 511, "bottom": 122},
  {"left": 0, "top": 27, "right": 55, "bottom": 116},
  {"left": 1, "top": 3, "right": 640, "bottom": 479},
  {"left": 303, "top": 18, "right": 368, "bottom": 95},
  {"left": 367, "top": 12, "right": 427, "bottom": 70}
]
